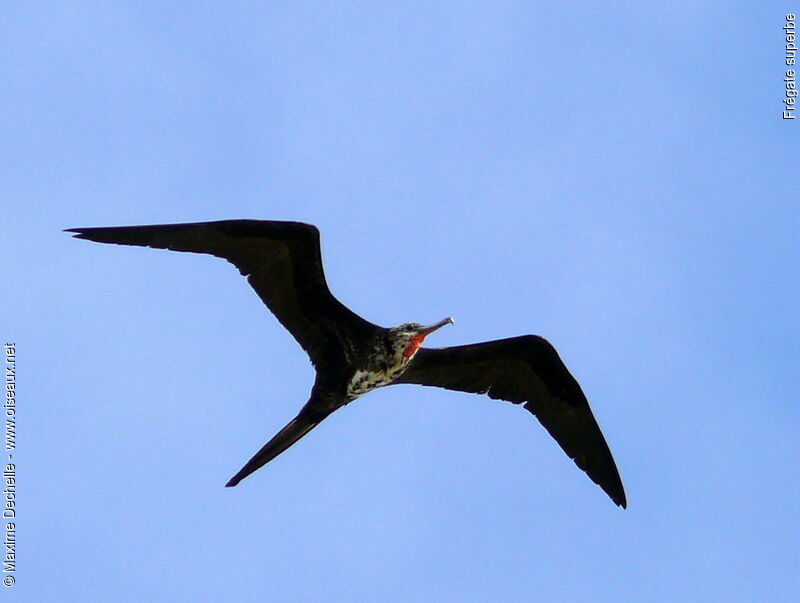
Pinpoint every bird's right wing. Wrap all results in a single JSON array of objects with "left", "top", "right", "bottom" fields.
[
  {"left": 66, "top": 220, "right": 378, "bottom": 365},
  {"left": 395, "top": 336, "right": 626, "bottom": 508}
]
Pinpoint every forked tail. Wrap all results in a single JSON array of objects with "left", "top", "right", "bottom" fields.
[{"left": 225, "top": 409, "right": 326, "bottom": 487}]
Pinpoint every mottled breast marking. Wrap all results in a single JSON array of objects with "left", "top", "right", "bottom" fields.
[{"left": 346, "top": 363, "right": 409, "bottom": 397}]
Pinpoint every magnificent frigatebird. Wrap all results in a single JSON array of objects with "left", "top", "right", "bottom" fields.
[{"left": 67, "top": 220, "right": 626, "bottom": 507}]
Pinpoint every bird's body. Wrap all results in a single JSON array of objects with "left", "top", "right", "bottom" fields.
[
  {"left": 344, "top": 322, "right": 450, "bottom": 397},
  {"left": 67, "top": 219, "right": 626, "bottom": 507}
]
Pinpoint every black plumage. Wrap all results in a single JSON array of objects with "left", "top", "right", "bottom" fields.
[{"left": 67, "top": 219, "right": 626, "bottom": 507}]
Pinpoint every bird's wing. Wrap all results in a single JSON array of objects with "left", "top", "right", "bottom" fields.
[
  {"left": 66, "top": 220, "right": 378, "bottom": 365},
  {"left": 394, "top": 336, "right": 626, "bottom": 507}
]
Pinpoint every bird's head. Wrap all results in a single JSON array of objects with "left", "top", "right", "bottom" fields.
[{"left": 389, "top": 317, "right": 454, "bottom": 359}]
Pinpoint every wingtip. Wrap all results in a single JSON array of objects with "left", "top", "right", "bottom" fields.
[
  {"left": 611, "top": 487, "right": 627, "bottom": 509},
  {"left": 64, "top": 227, "right": 91, "bottom": 240}
]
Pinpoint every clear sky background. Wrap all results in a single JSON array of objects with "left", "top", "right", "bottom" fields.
[{"left": 3, "top": 2, "right": 798, "bottom": 601}]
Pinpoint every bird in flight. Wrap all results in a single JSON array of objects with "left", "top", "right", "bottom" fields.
[{"left": 67, "top": 220, "right": 626, "bottom": 507}]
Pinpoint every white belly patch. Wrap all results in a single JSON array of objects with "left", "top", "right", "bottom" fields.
[{"left": 346, "top": 366, "right": 406, "bottom": 397}]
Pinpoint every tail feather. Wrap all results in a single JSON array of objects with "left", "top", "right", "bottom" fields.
[{"left": 225, "top": 412, "right": 323, "bottom": 487}]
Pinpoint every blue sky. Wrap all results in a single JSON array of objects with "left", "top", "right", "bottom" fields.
[{"left": 3, "top": 2, "right": 798, "bottom": 601}]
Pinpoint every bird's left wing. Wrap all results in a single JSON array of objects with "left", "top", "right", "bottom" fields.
[
  {"left": 66, "top": 220, "right": 378, "bottom": 365},
  {"left": 394, "top": 336, "right": 626, "bottom": 508}
]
